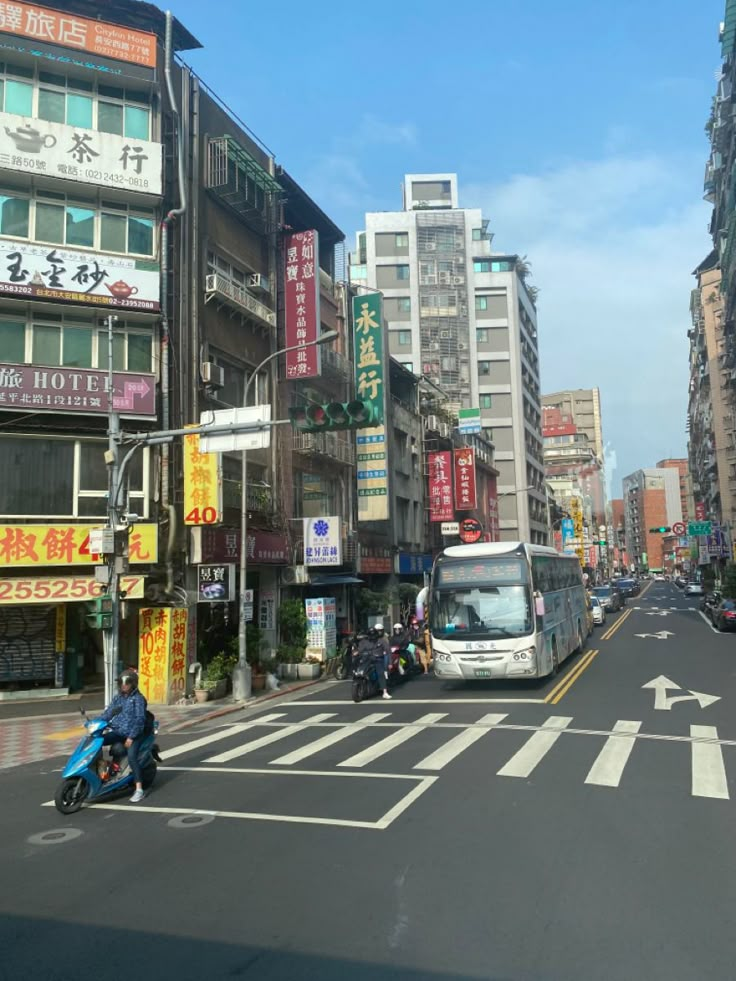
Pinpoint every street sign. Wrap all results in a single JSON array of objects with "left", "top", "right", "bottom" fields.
[
  {"left": 672, "top": 521, "right": 686, "bottom": 536},
  {"left": 688, "top": 520, "right": 712, "bottom": 536},
  {"left": 459, "top": 518, "right": 483, "bottom": 544},
  {"left": 441, "top": 522, "right": 460, "bottom": 536},
  {"left": 457, "top": 408, "right": 482, "bottom": 435},
  {"left": 89, "top": 528, "right": 115, "bottom": 554},
  {"left": 199, "top": 405, "right": 271, "bottom": 452}
]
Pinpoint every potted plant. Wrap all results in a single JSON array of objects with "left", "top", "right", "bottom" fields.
[
  {"left": 278, "top": 599, "right": 307, "bottom": 668},
  {"left": 277, "top": 644, "right": 302, "bottom": 680},
  {"left": 298, "top": 653, "right": 322, "bottom": 680},
  {"left": 202, "top": 651, "right": 236, "bottom": 700}
]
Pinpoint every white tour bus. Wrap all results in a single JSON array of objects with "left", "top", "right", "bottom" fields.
[{"left": 430, "top": 542, "right": 588, "bottom": 680}]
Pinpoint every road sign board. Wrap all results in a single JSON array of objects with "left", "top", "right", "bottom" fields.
[
  {"left": 441, "top": 522, "right": 460, "bottom": 536},
  {"left": 459, "top": 518, "right": 483, "bottom": 544},
  {"left": 688, "top": 520, "right": 712, "bottom": 537},
  {"left": 457, "top": 408, "right": 482, "bottom": 435},
  {"left": 199, "top": 405, "right": 271, "bottom": 452},
  {"left": 672, "top": 521, "right": 686, "bottom": 536}
]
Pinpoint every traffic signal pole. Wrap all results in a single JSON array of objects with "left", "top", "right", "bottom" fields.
[{"left": 105, "top": 314, "right": 121, "bottom": 706}]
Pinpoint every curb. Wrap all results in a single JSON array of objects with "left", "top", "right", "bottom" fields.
[{"left": 166, "top": 678, "right": 330, "bottom": 733}]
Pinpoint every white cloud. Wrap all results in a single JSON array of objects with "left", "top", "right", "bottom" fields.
[{"left": 465, "top": 154, "right": 711, "bottom": 486}]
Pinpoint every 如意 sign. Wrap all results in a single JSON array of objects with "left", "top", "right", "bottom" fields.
[{"left": 284, "top": 230, "right": 320, "bottom": 379}]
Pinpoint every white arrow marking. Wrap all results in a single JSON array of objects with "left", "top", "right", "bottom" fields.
[
  {"left": 642, "top": 675, "right": 720, "bottom": 711},
  {"left": 634, "top": 631, "right": 674, "bottom": 640},
  {"left": 645, "top": 611, "right": 670, "bottom": 617}
]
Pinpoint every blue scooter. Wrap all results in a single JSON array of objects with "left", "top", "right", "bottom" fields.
[{"left": 54, "top": 707, "right": 161, "bottom": 814}]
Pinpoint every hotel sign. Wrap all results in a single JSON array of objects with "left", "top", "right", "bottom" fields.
[{"left": 0, "top": 364, "right": 155, "bottom": 416}]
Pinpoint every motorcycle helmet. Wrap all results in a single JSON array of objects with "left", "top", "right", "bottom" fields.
[
  {"left": 119, "top": 669, "right": 139, "bottom": 690},
  {"left": 374, "top": 622, "right": 385, "bottom": 635},
  {"left": 367, "top": 627, "right": 378, "bottom": 641}
]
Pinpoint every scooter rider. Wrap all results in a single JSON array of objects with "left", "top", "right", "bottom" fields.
[
  {"left": 99, "top": 669, "right": 148, "bottom": 803},
  {"left": 360, "top": 624, "right": 392, "bottom": 699}
]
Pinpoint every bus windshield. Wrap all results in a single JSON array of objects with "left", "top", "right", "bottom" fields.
[{"left": 432, "top": 584, "right": 533, "bottom": 639}]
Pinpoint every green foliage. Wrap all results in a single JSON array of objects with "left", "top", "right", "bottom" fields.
[
  {"left": 203, "top": 651, "right": 237, "bottom": 689},
  {"left": 278, "top": 599, "right": 307, "bottom": 647},
  {"left": 702, "top": 565, "right": 717, "bottom": 587},
  {"left": 276, "top": 644, "right": 304, "bottom": 664},
  {"left": 722, "top": 563, "right": 736, "bottom": 599},
  {"left": 356, "top": 588, "right": 391, "bottom": 618}
]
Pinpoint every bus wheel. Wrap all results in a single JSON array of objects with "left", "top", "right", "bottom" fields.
[{"left": 551, "top": 639, "right": 560, "bottom": 675}]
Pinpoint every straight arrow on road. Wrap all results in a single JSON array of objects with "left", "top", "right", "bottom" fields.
[
  {"left": 634, "top": 631, "right": 674, "bottom": 640},
  {"left": 642, "top": 675, "right": 720, "bottom": 711}
]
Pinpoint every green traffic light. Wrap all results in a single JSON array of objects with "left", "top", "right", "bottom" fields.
[{"left": 288, "top": 399, "right": 378, "bottom": 432}]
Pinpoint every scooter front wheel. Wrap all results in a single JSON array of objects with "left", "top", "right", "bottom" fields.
[
  {"left": 54, "top": 777, "right": 89, "bottom": 814},
  {"left": 352, "top": 678, "right": 367, "bottom": 703}
]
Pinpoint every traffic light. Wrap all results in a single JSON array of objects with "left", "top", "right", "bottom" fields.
[
  {"left": 289, "top": 399, "right": 377, "bottom": 432},
  {"left": 86, "top": 595, "right": 113, "bottom": 630},
  {"left": 648, "top": 526, "right": 671, "bottom": 534}
]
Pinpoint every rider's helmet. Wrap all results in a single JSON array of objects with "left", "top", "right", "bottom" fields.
[
  {"left": 119, "top": 669, "right": 139, "bottom": 690},
  {"left": 366, "top": 627, "right": 378, "bottom": 642},
  {"left": 392, "top": 622, "right": 404, "bottom": 634},
  {"left": 374, "top": 622, "right": 385, "bottom": 635}
]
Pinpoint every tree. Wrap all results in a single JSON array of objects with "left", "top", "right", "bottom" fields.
[{"left": 721, "top": 563, "right": 736, "bottom": 599}]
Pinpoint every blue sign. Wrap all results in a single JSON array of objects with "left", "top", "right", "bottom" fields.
[
  {"left": 398, "top": 553, "right": 433, "bottom": 575},
  {"left": 561, "top": 518, "right": 574, "bottom": 542}
]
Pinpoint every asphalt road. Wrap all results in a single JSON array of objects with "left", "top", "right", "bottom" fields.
[{"left": 3, "top": 580, "right": 736, "bottom": 981}]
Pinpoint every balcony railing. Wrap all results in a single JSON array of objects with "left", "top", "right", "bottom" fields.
[
  {"left": 205, "top": 273, "right": 276, "bottom": 329},
  {"left": 222, "top": 479, "right": 274, "bottom": 513},
  {"left": 292, "top": 432, "right": 355, "bottom": 465},
  {"left": 321, "top": 347, "right": 351, "bottom": 379}
]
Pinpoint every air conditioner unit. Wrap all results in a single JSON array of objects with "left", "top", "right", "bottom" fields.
[
  {"left": 248, "top": 273, "right": 269, "bottom": 292},
  {"left": 439, "top": 272, "right": 450, "bottom": 284},
  {"left": 281, "top": 565, "right": 308, "bottom": 585},
  {"left": 424, "top": 243, "right": 436, "bottom": 251},
  {"left": 205, "top": 273, "right": 217, "bottom": 293},
  {"left": 201, "top": 361, "right": 225, "bottom": 388},
  {"left": 411, "top": 445, "right": 419, "bottom": 455},
  {"left": 440, "top": 330, "right": 451, "bottom": 339},
  {"left": 452, "top": 276, "right": 464, "bottom": 285},
  {"left": 425, "top": 414, "right": 440, "bottom": 430},
  {"left": 458, "top": 342, "right": 468, "bottom": 351}
]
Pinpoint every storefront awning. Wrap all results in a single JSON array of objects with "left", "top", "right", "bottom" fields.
[{"left": 309, "top": 575, "right": 364, "bottom": 585}]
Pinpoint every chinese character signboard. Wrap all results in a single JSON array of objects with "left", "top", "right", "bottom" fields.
[
  {"left": 284, "top": 230, "right": 320, "bottom": 379},
  {"left": 569, "top": 497, "right": 585, "bottom": 565},
  {"left": 0, "top": 240, "right": 160, "bottom": 311},
  {"left": 0, "top": 364, "right": 155, "bottom": 416},
  {"left": 197, "top": 564, "right": 235, "bottom": 603},
  {"left": 353, "top": 293, "right": 384, "bottom": 425},
  {"left": 259, "top": 589, "right": 276, "bottom": 631},
  {"left": 453, "top": 448, "right": 477, "bottom": 511},
  {"left": 304, "top": 516, "right": 342, "bottom": 566},
  {"left": 695, "top": 501, "right": 706, "bottom": 520},
  {"left": 561, "top": 518, "right": 575, "bottom": 550},
  {"left": 191, "top": 526, "right": 288, "bottom": 565},
  {"left": 183, "top": 431, "right": 222, "bottom": 526},
  {"left": 428, "top": 451, "right": 454, "bottom": 522},
  {"left": 487, "top": 474, "right": 499, "bottom": 542},
  {"left": 138, "top": 607, "right": 188, "bottom": 706},
  {"left": 0, "top": 574, "right": 144, "bottom": 605},
  {"left": 457, "top": 408, "right": 482, "bottom": 435},
  {"left": 0, "top": 113, "right": 162, "bottom": 194},
  {"left": 0, "top": 2, "right": 157, "bottom": 67},
  {"left": 356, "top": 426, "right": 389, "bottom": 522},
  {"left": 0, "top": 523, "right": 157, "bottom": 567},
  {"left": 305, "top": 597, "right": 336, "bottom": 658}
]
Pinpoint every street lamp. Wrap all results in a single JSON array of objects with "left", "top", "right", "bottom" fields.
[{"left": 232, "top": 329, "right": 339, "bottom": 701}]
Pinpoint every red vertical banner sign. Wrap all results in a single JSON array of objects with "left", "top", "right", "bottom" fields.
[
  {"left": 284, "top": 230, "right": 321, "bottom": 379},
  {"left": 695, "top": 501, "right": 706, "bottom": 520},
  {"left": 487, "top": 473, "right": 499, "bottom": 541},
  {"left": 453, "top": 448, "right": 477, "bottom": 511},
  {"left": 429, "top": 451, "right": 454, "bottom": 522}
]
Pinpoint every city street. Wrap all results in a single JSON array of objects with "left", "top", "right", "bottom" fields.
[{"left": 1, "top": 581, "right": 736, "bottom": 980}]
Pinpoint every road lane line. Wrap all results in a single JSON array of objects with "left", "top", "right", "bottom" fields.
[
  {"left": 601, "top": 608, "right": 631, "bottom": 641},
  {"left": 269, "top": 713, "right": 391, "bottom": 765},
  {"left": 497, "top": 716, "right": 573, "bottom": 778},
  {"left": 204, "top": 713, "right": 337, "bottom": 763},
  {"left": 545, "top": 650, "right": 595, "bottom": 703},
  {"left": 585, "top": 720, "right": 642, "bottom": 787},
  {"left": 337, "top": 713, "right": 446, "bottom": 767},
  {"left": 549, "top": 650, "right": 598, "bottom": 704},
  {"left": 413, "top": 713, "right": 507, "bottom": 771},
  {"left": 698, "top": 610, "right": 723, "bottom": 636},
  {"left": 162, "top": 714, "right": 285, "bottom": 760},
  {"left": 691, "top": 725, "right": 729, "bottom": 800},
  {"left": 283, "top": 698, "right": 547, "bottom": 706}
]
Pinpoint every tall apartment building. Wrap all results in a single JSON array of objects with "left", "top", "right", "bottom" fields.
[
  {"left": 542, "top": 389, "right": 604, "bottom": 462},
  {"left": 656, "top": 458, "right": 692, "bottom": 525},
  {"left": 622, "top": 468, "right": 683, "bottom": 572},
  {"left": 353, "top": 173, "right": 547, "bottom": 543}
]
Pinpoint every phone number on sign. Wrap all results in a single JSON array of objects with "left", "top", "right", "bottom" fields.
[{"left": 0, "top": 576, "right": 144, "bottom": 605}]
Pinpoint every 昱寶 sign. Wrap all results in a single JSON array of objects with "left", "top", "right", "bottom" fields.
[{"left": 197, "top": 564, "right": 235, "bottom": 603}]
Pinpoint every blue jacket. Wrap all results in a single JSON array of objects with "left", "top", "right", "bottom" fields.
[{"left": 101, "top": 690, "right": 147, "bottom": 739}]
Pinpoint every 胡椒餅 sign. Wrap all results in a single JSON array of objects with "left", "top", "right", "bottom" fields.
[{"left": 284, "top": 230, "right": 320, "bottom": 379}]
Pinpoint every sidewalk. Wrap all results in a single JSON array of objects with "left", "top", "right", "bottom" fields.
[{"left": 0, "top": 678, "right": 329, "bottom": 772}]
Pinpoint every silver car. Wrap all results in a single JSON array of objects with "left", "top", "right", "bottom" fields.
[{"left": 684, "top": 581, "right": 705, "bottom": 597}]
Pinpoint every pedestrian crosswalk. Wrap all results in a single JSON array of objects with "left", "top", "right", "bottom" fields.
[{"left": 161, "top": 710, "right": 736, "bottom": 801}]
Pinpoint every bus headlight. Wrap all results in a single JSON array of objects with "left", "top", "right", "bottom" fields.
[{"left": 513, "top": 646, "right": 536, "bottom": 661}]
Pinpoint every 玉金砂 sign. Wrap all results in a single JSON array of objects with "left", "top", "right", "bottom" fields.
[
  {"left": 453, "top": 448, "right": 477, "bottom": 511},
  {"left": 0, "top": 523, "right": 157, "bottom": 567},
  {"left": 0, "top": 364, "right": 155, "bottom": 416},
  {"left": 284, "top": 230, "right": 320, "bottom": 379},
  {"left": 0, "top": 574, "right": 144, "bottom": 605},
  {"left": 183, "top": 431, "right": 222, "bottom": 526},
  {"left": 304, "top": 516, "right": 342, "bottom": 566},
  {"left": 0, "top": 2, "right": 157, "bottom": 68},
  {"left": 428, "top": 451, "right": 454, "bottom": 522},
  {"left": 0, "top": 240, "right": 160, "bottom": 311},
  {"left": 0, "top": 112, "right": 162, "bottom": 194},
  {"left": 138, "top": 607, "right": 188, "bottom": 706}
]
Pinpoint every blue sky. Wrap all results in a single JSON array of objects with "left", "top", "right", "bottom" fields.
[{"left": 169, "top": 0, "right": 724, "bottom": 491}]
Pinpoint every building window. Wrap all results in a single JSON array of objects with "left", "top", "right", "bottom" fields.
[
  {"left": 476, "top": 328, "right": 489, "bottom": 344},
  {"left": 0, "top": 194, "right": 29, "bottom": 237},
  {"left": 474, "top": 259, "right": 513, "bottom": 273},
  {"left": 476, "top": 296, "right": 488, "bottom": 311},
  {"left": 479, "top": 361, "right": 491, "bottom": 375},
  {"left": 398, "top": 297, "right": 411, "bottom": 312},
  {"left": 474, "top": 260, "right": 490, "bottom": 273},
  {"left": 480, "top": 394, "right": 493, "bottom": 409},
  {"left": 395, "top": 233, "right": 409, "bottom": 248},
  {"left": 483, "top": 427, "right": 494, "bottom": 441},
  {"left": 396, "top": 265, "right": 410, "bottom": 280},
  {"left": 401, "top": 362, "right": 414, "bottom": 373},
  {"left": 350, "top": 263, "right": 367, "bottom": 280},
  {"left": 398, "top": 330, "right": 411, "bottom": 346},
  {"left": 472, "top": 228, "right": 483, "bottom": 240}
]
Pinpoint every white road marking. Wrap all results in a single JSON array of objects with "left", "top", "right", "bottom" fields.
[
  {"left": 204, "top": 713, "right": 337, "bottom": 763},
  {"left": 691, "top": 725, "right": 729, "bottom": 800},
  {"left": 413, "top": 713, "right": 507, "bottom": 770},
  {"left": 698, "top": 610, "right": 724, "bottom": 636},
  {"left": 280, "top": 698, "right": 548, "bottom": 706},
  {"left": 269, "top": 713, "right": 391, "bottom": 765},
  {"left": 337, "top": 713, "right": 447, "bottom": 768},
  {"left": 585, "top": 720, "right": 642, "bottom": 787},
  {"left": 162, "top": 714, "right": 285, "bottom": 760},
  {"left": 497, "top": 716, "right": 573, "bottom": 778}
]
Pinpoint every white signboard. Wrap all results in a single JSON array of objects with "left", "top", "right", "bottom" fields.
[
  {"left": 199, "top": 405, "right": 271, "bottom": 453},
  {"left": 0, "top": 239, "right": 160, "bottom": 311},
  {"left": 259, "top": 589, "right": 276, "bottom": 631},
  {"left": 305, "top": 597, "right": 337, "bottom": 654},
  {"left": 0, "top": 111, "right": 162, "bottom": 195},
  {"left": 441, "top": 522, "right": 460, "bottom": 535},
  {"left": 304, "top": 516, "right": 342, "bottom": 566}
]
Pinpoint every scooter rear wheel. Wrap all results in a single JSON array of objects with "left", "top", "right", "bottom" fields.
[
  {"left": 335, "top": 660, "right": 348, "bottom": 681},
  {"left": 352, "top": 678, "right": 367, "bottom": 703},
  {"left": 54, "top": 777, "right": 89, "bottom": 814},
  {"left": 141, "top": 761, "right": 157, "bottom": 790}
]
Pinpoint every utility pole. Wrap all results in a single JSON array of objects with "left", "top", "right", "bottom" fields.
[{"left": 104, "top": 314, "right": 121, "bottom": 705}]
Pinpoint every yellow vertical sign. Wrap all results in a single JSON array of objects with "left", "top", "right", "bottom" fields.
[
  {"left": 183, "top": 430, "right": 222, "bottom": 526},
  {"left": 55, "top": 605, "right": 66, "bottom": 651},
  {"left": 138, "top": 607, "right": 172, "bottom": 705},
  {"left": 570, "top": 496, "right": 585, "bottom": 565}
]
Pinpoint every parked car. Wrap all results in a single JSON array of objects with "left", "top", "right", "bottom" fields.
[
  {"left": 592, "top": 585, "right": 624, "bottom": 612},
  {"left": 654, "top": 574, "right": 666, "bottom": 582},
  {"left": 711, "top": 598, "right": 736, "bottom": 631},
  {"left": 675, "top": 576, "right": 687, "bottom": 589},
  {"left": 590, "top": 595, "right": 606, "bottom": 626},
  {"left": 701, "top": 591, "right": 721, "bottom": 616},
  {"left": 616, "top": 577, "right": 640, "bottom": 598},
  {"left": 684, "top": 581, "right": 705, "bottom": 597}
]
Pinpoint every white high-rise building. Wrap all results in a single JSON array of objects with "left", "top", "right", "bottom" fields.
[{"left": 352, "top": 173, "right": 547, "bottom": 543}]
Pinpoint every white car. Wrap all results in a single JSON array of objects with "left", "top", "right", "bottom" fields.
[
  {"left": 684, "top": 582, "right": 704, "bottom": 597},
  {"left": 590, "top": 595, "right": 606, "bottom": 625},
  {"left": 654, "top": 574, "right": 665, "bottom": 582}
]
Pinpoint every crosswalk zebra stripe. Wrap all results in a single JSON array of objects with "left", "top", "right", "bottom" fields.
[
  {"left": 269, "top": 713, "right": 392, "bottom": 766},
  {"left": 584, "top": 720, "right": 642, "bottom": 787},
  {"left": 497, "top": 716, "right": 573, "bottom": 778},
  {"left": 691, "top": 725, "right": 729, "bottom": 800},
  {"left": 204, "top": 714, "right": 337, "bottom": 764},
  {"left": 163, "top": 714, "right": 285, "bottom": 760},
  {"left": 337, "top": 713, "right": 447, "bottom": 768},
  {"left": 413, "top": 714, "right": 508, "bottom": 771}
]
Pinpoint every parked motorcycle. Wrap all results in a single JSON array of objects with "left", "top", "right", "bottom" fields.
[{"left": 54, "top": 707, "right": 161, "bottom": 814}]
